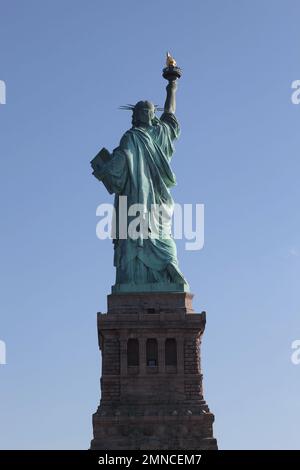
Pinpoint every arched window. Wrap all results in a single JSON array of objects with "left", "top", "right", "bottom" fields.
[
  {"left": 127, "top": 339, "right": 139, "bottom": 366},
  {"left": 146, "top": 339, "right": 158, "bottom": 367},
  {"left": 165, "top": 338, "right": 177, "bottom": 366}
]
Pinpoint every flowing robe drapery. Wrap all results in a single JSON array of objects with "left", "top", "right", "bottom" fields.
[{"left": 92, "top": 112, "right": 189, "bottom": 291}]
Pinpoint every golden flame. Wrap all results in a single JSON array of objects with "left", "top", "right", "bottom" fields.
[{"left": 166, "top": 52, "right": 177, "bottom": 67}]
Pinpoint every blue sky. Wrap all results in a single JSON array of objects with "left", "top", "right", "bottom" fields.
[{"left": 0, "top": 0, "right": 299, "bottom": 449}]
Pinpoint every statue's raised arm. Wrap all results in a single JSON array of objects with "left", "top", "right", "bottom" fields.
[{"left": 164, "top": 80, "right": 177, "bottom": 114}]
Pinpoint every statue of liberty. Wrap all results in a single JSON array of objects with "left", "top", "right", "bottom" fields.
[{"left": 91, "top": 53, "right": 189, "bottom": 293}]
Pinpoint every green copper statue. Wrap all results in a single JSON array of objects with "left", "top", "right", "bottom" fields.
[{"left": 91, "top": 53, "right": 189, "bottom": 293}]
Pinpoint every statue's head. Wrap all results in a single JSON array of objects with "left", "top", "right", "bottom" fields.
[{"left": 132, "top": 100, "right": 155, "bottom": 127}]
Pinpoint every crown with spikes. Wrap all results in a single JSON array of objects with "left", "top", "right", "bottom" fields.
[{"left": 119, "top": 104, "right": 164, "bottom": 112}]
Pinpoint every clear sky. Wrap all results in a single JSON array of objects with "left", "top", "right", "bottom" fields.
[{"left": 0, "top": 0, "right": 299, "bottom": 450}]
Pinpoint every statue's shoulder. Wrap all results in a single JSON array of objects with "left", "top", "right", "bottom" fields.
[
  {"left": 121, "top": 126, "right": 148, "bottom": 144},
  {"left": 160, "top": 112, "right": 179, "bottom": 125},
  {"left": 119, "top": 129, "right": 135, "bottom": 147},
  {"left": 159, "top": 112, "right": 180, "bottom": 140}
]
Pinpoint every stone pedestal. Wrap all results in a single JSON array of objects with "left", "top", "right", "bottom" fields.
[{"left": 90, "top": 292, "right": 218, "bottom": 450}]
